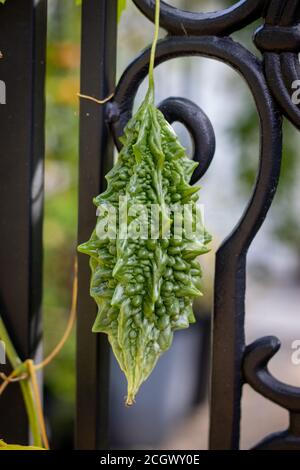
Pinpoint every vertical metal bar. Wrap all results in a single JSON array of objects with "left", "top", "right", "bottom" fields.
[
  {"left": 209, "top": 250, "right": 246, "bottom": 449},
  {"left": 76, "top": 0, "right": 117, "bottom": 450},
  {"left": 0, "top": 0, "right": 47, "bottom": 444}
]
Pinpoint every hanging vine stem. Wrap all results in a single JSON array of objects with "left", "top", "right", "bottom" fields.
[
  {"left": 0, "top": 257, "right": 78, "bottom": 448},
  {"left": 77, "top": 92, "right": 114, "bottom": 105},
  {"left": 148, "top": 0, "right": 160, "bottom": 93}
]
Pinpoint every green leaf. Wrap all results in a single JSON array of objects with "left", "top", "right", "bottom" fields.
[
  {"left": 118, "top": 0, "right": 127, "bottom": 22},
  {"left": 0, "top": 440, "right": 46, "bottom": 451}
]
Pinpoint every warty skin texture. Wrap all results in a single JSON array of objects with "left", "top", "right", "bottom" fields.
[{"left": 78, "top": 89, "right": 211, "bottom": 404}]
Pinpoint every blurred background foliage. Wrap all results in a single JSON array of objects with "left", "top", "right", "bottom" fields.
[
  {"left": 44, "top": 0, "right": 80, "bottom": 448},
  {"left": 44, "top": 0, "right": 300, "bottom": 449}
]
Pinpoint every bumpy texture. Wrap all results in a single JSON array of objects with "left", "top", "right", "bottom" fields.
[{"left": 78, "top": 90, "right": 211, "bottom": 404}]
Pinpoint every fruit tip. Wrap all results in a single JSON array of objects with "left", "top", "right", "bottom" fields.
[{"left": 125, "top": 394, "right": 136, "bottom": 407}]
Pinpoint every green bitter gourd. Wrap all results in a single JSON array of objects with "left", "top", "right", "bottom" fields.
[{"left": 78, "top": 0, "right": 211, "bottom": 405}]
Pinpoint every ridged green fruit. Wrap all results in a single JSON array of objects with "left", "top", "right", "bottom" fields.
[{"left": 78, "top": 87, "right": 211, "bottom": 405}]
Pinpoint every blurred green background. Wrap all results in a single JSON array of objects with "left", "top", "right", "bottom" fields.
[{"left": 44, "top": 0, "right": 80, "bottom": 448}]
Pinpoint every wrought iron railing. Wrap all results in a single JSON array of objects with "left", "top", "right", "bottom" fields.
[{"left": 77, "top": 0, "right": 300, "bottom": 450}]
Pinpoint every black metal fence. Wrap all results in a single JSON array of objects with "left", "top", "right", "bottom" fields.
[
  {"left": 1, "top": 0, "right": 300, "bottom": 450},
  {"left": 0, "top": 0, "right": 47, "bottom": 444}
]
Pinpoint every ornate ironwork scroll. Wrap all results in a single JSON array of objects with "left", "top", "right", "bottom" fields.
[{"left": 105, "top": 0, "right": 300, "bottom": 450}]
